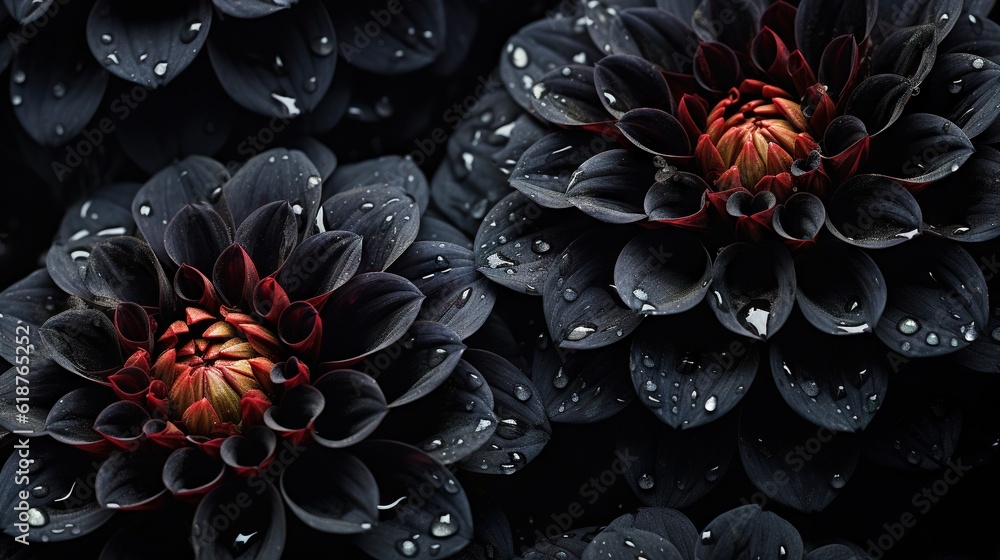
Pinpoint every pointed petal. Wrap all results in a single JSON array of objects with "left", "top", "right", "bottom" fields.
[
  {"left": 614, "top": 228, "right": 711, "bottom": 316},
  {"left": 867, "top": 113, "right": 973, "bottom": 183},
  {"left": 39, "top": 309, "right": 122, "bottom": 381},
  {"left": 707, "top": 241, "right": 796, "bottom": 340},
  {"left": 96, "top": 447, "right": 169, "bottom": 509},
  {"left": 234, "top": 200, "right": 299, "bottom": 278},
  {"left": 794, "top": 243, "right": 886, "bottom": 335},
  {"left": 594, "top": 54, "right": 673, "bottom": 118},
  {"left": 192, "top": 479, "right": 285, "bottom": 557},
  {"left": 565, "top": 149, "right": 654, "bottom": 223},
  {"left": 844, "top": 74, "right": 912, "bottom": 134},
  {"left": 276, "top": 230, "right": 363, "bottom": 301},
  {"left": 531, "top": 64, "right": 612, "bottom": 126},
  {"left": 871, "top": 24, "right": 937, "bottom": 85},
  {"left": 164, "top": 203, "right": 232, "bottom": 274},
  {"left": 225, "top": 148, "right": 323, "bottom": 239},
  {"left": 320, "top": 186, "right": 420, "bottom": 273},
  {"left": 695, "top": 505, "right": 804, "bottom": 558},
  {"left": 824, "top": 174, "right": 922, "bottom": 248},
  {"left": 795, "top": 0, "right": 876, "bottom": 67},
  {"left": 509, "top": 130, "right": 612, "bottom": 209}
]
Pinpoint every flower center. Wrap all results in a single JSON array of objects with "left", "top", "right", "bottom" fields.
[
  {"left": 699, "top": 80, "right": 817, "bottom": 190},
  {"left": 151, "top": 307, "right": 278, "bottom": 436}
]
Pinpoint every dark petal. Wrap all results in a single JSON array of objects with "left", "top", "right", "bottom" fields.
[
  {"left": 280, "top": 447, "right": 378, "bottom": 534},
  {"left": 320, "top": 186, "right": 420, "bottom": 273},
  {"left": 116, "top": 58, "right": 234, "bottom": 174},
  {"left": 192, "top": 478, "right": 286, "bottom": 559},
  {"left": 226, "top": 148, "right": 323, "bottom": 239},
  {"left": 319, "top": 272, "right": 424, "bottom": 365},
  {"left": 692, "top": 0, "right": 766, "bottom": 49},
  {"left": 867, "top": 113, "right": 974, "bottom": 183},
  {"left": 822, "top": 115, "right": 870, "bottom": 181},
  {"left": 769, "top": 320, "right": 891, "bottom": 431},
  {"left": 532, "top": 338, "right": 634, "bottom": 423},
  {"left": 207, "top": 1, "right": 336, "bottom": 118},
  {"left": 817, "top": 35, "right": 859, "bottom": 100},
  {"left": 55, "top": 182, "right": 141, "bottom": 245},
  {"left": 212, "top": 0, "right": 294, "bottom": 18},
  {"left": 824, "top": 174, "right": 922, "bottom": 248},
  {"left": 39, "top": 309, "right": 122, "bottom": 381},
  {"left": 459, "top": 349, "right": 552, "bottom": 475},
  {"left": 604, "top": 508, "right": 699, "bottom": 560},
  {"left": 692, "top": 42, "right": 742, "bottom": 92},
  {"left": 417, "top": 215, "right": 472, "bottom": 249},
  {"left": 96, "top": 447, "right": 169, "bottom": 509},
  {"left": 509, "top": 130, "right": 612, "bottom": 209},
  {"left": 175, "top": 264, "right": 220, "bottom": 310},
  {"left": 164, "top": 203, "right": 232, "bottom": 274},
  {"left": 594, "top": 54, "right": 672, "bottom": 118},
  {"left": 276, "top": 230, "right": 363, "bottom": 301},
  {"left": 288, "top": 136, "right": 337, "bottom": 182},
  {"left": 0, "top": 439, "right": 113, "bottom": 542},
  {"left": 708, "top": 241, "right": 796, "bottom": 340},
  {"left": 375, "top": 358, "right": 496, "bottom": 464},
  {"left": 617, "top": 406, "right": 738, "bottom": 507},
  {"left": 311, "top": 370, "right": 388, "bottom": 448},
  {"left": 794, "top": 242, "right": 886, "bottom": 335},
  {"left": 389, "top": 241, "right": 497, "bottom": 339},
  {"left": 330, "top": 0, "right": 444, "bottom": 74},
  {"left": 531, "top": 65, "right": 611, "bottom": 126},
  {"left": 132, "top": 155, "right": 231, "bottom": 266},
  {"left": 543, "top": 227, "right": 644, "bottom": 349},
  {"left": 4, "top": 0, "right": 54, "bottom": 24},
  {"left": 115, "top": 303, "right": 153, "bottom": 355},
  {"left": 844, "top": 74, "right": 912, "bottom": 134},
  {"left": 162, "top": 447, "right": 225, "bottom": 497},
  {"left": 453, "top": 503, "right": 515, "bottom": 560},
  {"left": 0, "top": 359, "right": 85, "bottom": 434},
  {"left": 359, "top": 320, "right": 465, "bottom": 407},
  {"left": 873, "top": 236, "right": 988, "bottom": 357},
  {"left": 873, "top": 0, "right": 961, "bottom": 44},
  {"left": 219, "top": 425, "right": 277, "bottom": 474},
  {"left": 474, "top": 191, "right": 596, "bottom": 295},
  {"left": 45, "top": 387, "right": 116, "bottom": 446},
  {"left": 566, "top": 149, "right": 655, "bottom": 223},
  {"left": 352, "top": 441, "right": 473, "bottom": 558},
  {"left": 94, "top": 400, "right": 150, "bottom": 447},
  {"left": 582, "top": 526, "right": 683, "bottom": 560},
  {"left": 0, "top": 269, "right": 69, "bottom": 363},
  {"left": 234, "top": 201, "right": 299, "bottom": 278},
  {"left": 212, "top": 244, "right": 259, "bottom": 309},
  {"left": 619, "top": 8, "right": 700, "bottom": 74},
  {"left": 795, "top": 0, "right": 876, "bottom": 67},
  {"left": 772, "top": 192, "right": 826, "bottom": 243},
  {"left": 264, "top": 384, "right": 324, "bottom": 435},
  {"left": 9, "top": 9, "right": 108, "bottom": 146},
  {"left": 275, "top": 302, "right": 321, "bottom": 362},
  {"left": 583, "top": 0, "right": 630, "bottom": 60},
  {"left": 86, "top": 236, "right": 174, "bottom": 310},
  {"left": 739, "top": 392, "right": 862, "bottom": 513},
  {"left": 614, "top": 228, "right": 710, "bottom": 315},
  {"left": 617, "top": 109, "right": 691, "bottom": 156},
  {"left": 630, "top": 310, "right": 759, "bottom": 428},
  {"left": 920, "top": 145, "right": 1000, "bottom": 242},
  {"left": 861, "top": 365, "right": 962, "bottom": 470},
  {"left": 499, "top": 17, "right": 604, "bottom": 114},
  {"left": 644, "top": 171, "right": 711, "bottom": 225},
  {"left": 917, "top": 53, "right": 1000, "bottom": 139},
  {"left": 656, "top": 0, "right": 699, "bottom": 19},
  {"left": 694, "top": 505, "right": 804, "bottom": 559},
  {"left": 939, "top": 10, "right": 1000, "bottom": 61},
  {"left": 86, "top": 0, "right": 213, "bottom": 87},
  {"left": 327, "top": 155, "right": 429, "bottom": 213},
  {"left": 871, "top": 24, "right": 937, "bottom": 85},
  {"left": 270, "top": 356, "right": 310, "bottom": 389}
]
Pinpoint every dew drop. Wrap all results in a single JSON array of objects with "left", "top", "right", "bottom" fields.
[
  {"left": 430, "top": 514, "right": 458, "bottom": 538},
  {"left": 52, "top": 82, "right": 66, "bottom": 98},
  {"left": 511, "top": 46, "right": 529, "bottom": 68},
  {"left": 562, "top": 288, "right": 578, "bottom": 301},
  {"left": 180, "top": 21, "right": 202, "bottom": 44},
  {"left": 973, "top": 57, "right": 985, "bottom": 69},
  {"left": 31, "top": 485, "right": 48, "bottom": 498},
  {"left": 637, "top": 473, "right": 654, "bottom": 490},
  {"left": 397, "top": 539, "right": 419, "bottom": 557},
  {"left": 831, "top": 474, "right": 846, "bottom": 489},
  {"left": 949, "top": 79, "right": 963, "bottom": 94},
  {"left": 11, "top": 95, "right": 22, "bottom": 106},
  {"left": 153, "top": 61, "right": 168, "bottom": 77},
  {"left": 532, "top": 239, "right": 551, "bottom": 254},
  {"left": 100, "top": 33, "right": 113, "bottom": 44},
  {"left": 704, "top": 395, "right": 718, "bottom": 412},
  {"left": 801, "top": 379, "right": 820, "bottom": 398},
  {"left": 513, "top": 384, "right": 532, "bottom": 402},
  {"left": 27, "top": 508, "right": 48, "bottom": 527},
  {"left": 925, "top": 332, "right": 940, "bottom": 346},
  {"left": 897, "top": 317, "right": 920, "bottom": 335},
  {"left": 12, "top": 70, "right": 25, "bottom": 84},
  {"left": 906, "top": 450, "right": 921, "bottom": 464},
  {"left": 312, "top": 36, "right": 335, "bottom": 57}
]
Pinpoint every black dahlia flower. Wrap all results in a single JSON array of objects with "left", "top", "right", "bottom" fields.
[
  {"left": 0, "top": 146, "right": 552, "bottom": 558},
  {"left": 457, "top": 0, "right": 1000, "bottom": 512}
]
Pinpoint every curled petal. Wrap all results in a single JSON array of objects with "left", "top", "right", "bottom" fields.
[
  {"left": 566, "top": 149, "right": 655, "bottom": 223},
  {"left": 94, "top": 400, "right": 150, "bottom": 448},
  {"left": 772, "top": 192, "right": 826, "bottom": 245},
  {"left": 509, "top": 130, "right": 613, "bottom": 209},
  {"left": 280, "top": 447, "right": 378, "bottom": 534},
  {"left": 794, "top": 242, "right": 886, "bottom": 334},
  {"left": 824, "top": 175, "right": 922, "bottom": 248},
  {"left": 594, "top": 54, "right": 673, "bottom": 118},
  {"left": 845, "top": 74, "right": 911, "bottom": 134},
  {"left": 253, "top": 276, "right": 291, "bottom": 323},
  {"left": 40, "top": 309, "right": 122, "bottom": 381},
  {"left": 162, "top": 447, "right": 225, "bottom": 498},
  {"left": 707, "top": 241, "right": 796, "bottom": 340},
  {"left": 278, "top": 302, "right": 323, "bottom": 363},
  {"left": 264, "top": 384, "right": 324, "bottom": 441},
  {"left": 644, "top": 171, "right": 711, "bottom": 226},
  {"left": 234, "top": 200, "right": 299, "bottom": 277},
  {"left": 311, "top": 370, "right": 389, "bottom": 448},
  {"left": 794, "top": 0, "right": 877, "bottom": 67},
  {"left": 220, "top": 425, "right": 277, "bottom": 475},
  {"left": 530, "top": 65, "right": 611, "bottom": 126},
  {"left": 866, "top": 113, "right": 974, "bottom": 183},
  {"left": 276, "top": 230, "right": 363, "bottom": 301},
  {"left": 96, "top": 447, "right": 169, "bottom": 510},
  {"left": 614, "top": 228, "right": 711, "bottom": 316},
  {"left": 320, "top": 186, "right": 419, "bottom": 273},
  {"left": 114, "top": 302, "right": 153, "bottom": 356},
  {"left": 617, "top": 108, "right": 691, "bottom": 156},
  {"left": 871, "top": 24, "right": 937, "bottom": 85},
  {"left": 86, "top": 236, "right": 174, "bottom": 310},
  {"left": 164, "top": 203, "right": 232, "bottom": 274},
  {"left": 192, "top": 479, "right": 286, "bottom": 558}
]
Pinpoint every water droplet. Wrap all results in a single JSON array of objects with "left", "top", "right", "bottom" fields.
[
  {"left": 532, "top": 239, "right": 551, "bottom": 254},
  {"left": 270, "top": 92, "right": 301, "bottom": 117},
  {"left": 27, "top": 508, "right": 48, "bottom": 527},
  {"left": 11, "top": 95, "right": 22, "bottom": 106},
  {"left": 738, "top": 299, "right": 771, "bottom": 338},
  {"left": 552, "top": 368, "right": 568, "bottom": 389},
  {"left": 511, "top": 46, "right": 529, "bottom": 68},
  {"left": 830, "top": 474, "right": 846, "bottom": 489},
  {"left": 638, "top": 473, "right": 654, "bottom": 490},
  {"left": 834, "top": 385, "right": 847, "bottom": 400},
  {"left": 430, "top": 514, "right": 458, "bottom": 538},
  {"left": 964, "top": 321, "right": 979, "bottom": 342},
  {"left": 55, "top": 124, "right": 65, "bottom": 136},
  {"left": 642, "top": 355, "right": 655, "bottom": 368},
  {"left": 801, "top": 379, "right": 820, "bottom": 398},
  {"left": 52, "top": 82, "right": 66, "bottom": 98},
  {"left": 562, "top": 288, "right": 578, "bottom": 302},
  {"left": 470, "top": 199, "right": 489, "bottom": 219},
  {"left": 154, "top": 61, "right": 168, "bottom": 77},
  {"left": 897, "top": 317, "right": 920, "bottom": 335},
  {"left": 31, "top": 485, "right": 48, "bottom": 498},
  {"left": 973, "top": 57, "right": 985, "bottom": 69},
  {"left": 397, "top": 539, "right": 419, "bottom": 557},
  {"left": 359, "top": 202, "right": 374, "bottom": 213},
  {"left": 375, "top": 95, "right": 393, "bottom": 118},
  {"left": 925, "top": 332, "right": 940, "bottom": 346},
  {"left": 513, "top": 384, "right": 532, "bottom": 402},
  {"left": 312, "top": 36, "right": 334, "bottom": 56},
  {"left": 864, "top": 393, "right": 879, "bottom": 413},
  {"left": 906, "top": 450, "right": 921, "bottom": 464},
  {"left": 644, "top": 380, "right": 657, "bottom": 392},
  {"left": 705, "top": 466, "right": 720, "bottom": 482},
  {"left": 100, "top": 33, "right": 113, "bottom": 44},
  {"left": 12, "top": 70, "right": 25, "bottom": 84},
  {"left": 701, "top": 530, "right": 713, "bottom": 543},
  {"left": 105, "top": 53, "right": 119, "bottom": 65},
  {"left": 423, "top": 439, "right": 442, "bottom": 451},
  {"left": 901, "top": 341, "right": 912, "bottom": 351},
  {"left": 704, "top": 395, "right": 718, "bottom": 412},
  {"left": 180, "top": 21, "right": 202, "bottom": 43},
  {"left": 566, "top": 323, "right": 595, "bottom": 341},
  {"left": 496, "top": 418, "right": 524, "bottom": 439}
]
